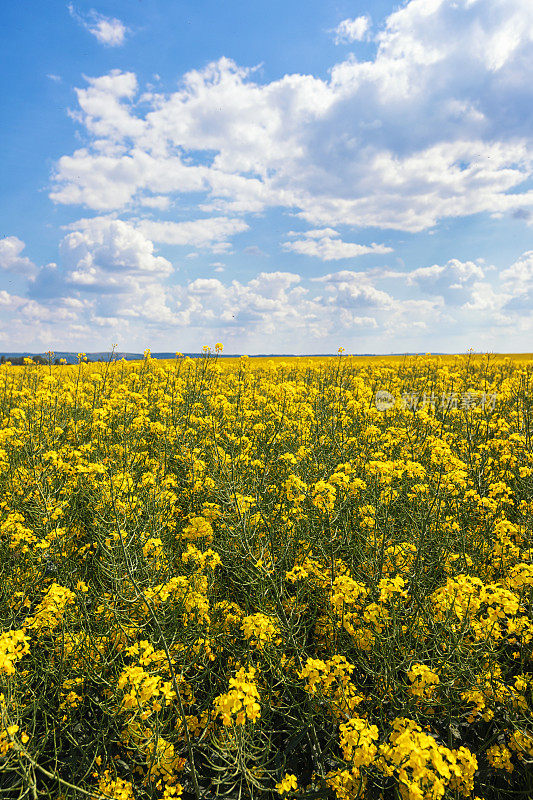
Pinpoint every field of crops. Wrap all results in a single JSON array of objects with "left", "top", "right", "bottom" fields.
[{"left": 1, "top": 350, "right": 532, "bottom": 800}]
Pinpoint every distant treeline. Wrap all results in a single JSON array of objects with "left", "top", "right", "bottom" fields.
[
  {"left": 0, "top": 355, "right": 108, "bottom": 366},
  {"left": 0, "top": 355, "right": 48, "bottom": 366}
]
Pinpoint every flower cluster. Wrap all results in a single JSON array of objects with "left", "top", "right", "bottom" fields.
[
  {"left": 0, "top": 630, "right": 30, "bottom": 675},
  {"left": 213, "top": 666, "right": 261, "bottom": 725}
]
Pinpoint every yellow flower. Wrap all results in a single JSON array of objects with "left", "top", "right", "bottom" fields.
[
  {"left": 241, "top": 613, "right": 281, "bottom": 648},
  {"left": 214, "top": 666, "right": 261, "bottom": 726},
  {"left": 276, "top": 773, "right": 298, "bottom": 795},
  {"left": 0, "top": 630, "right": 30, "bottom": 675},
  {"left": 181, "top": 516, "right": 213, "bottom": 541}
]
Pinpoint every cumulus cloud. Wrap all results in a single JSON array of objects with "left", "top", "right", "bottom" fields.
[
  {"left": 0, "top": 288, "right": 92, "bottom": 350},
  {"left": 500, "top": 250, "right": 533, "bottom": 291},
  {"left": 30, "top": 217, "right": 172, "bottom": 299},
  {"left": 2, "top": 241, "right": 531, "bottom": 351},
  {"left": 499, "top": 250, "right": 533, "bottom": 310},
  {"left": 63, "top": 218, "right": 172, "bottom": 289},
  {"left": 50, "top": 0, "right": 533, "bottom": 232},
  {"left": 313, "top": 270, "right": 395, "bottom": 310},
  {"left": 332, "top": 16, "right": 371, "bottom": 44},
  {"left": 139, "top": 196, "right": 171, "bottom": 210},
  {"left": 0, "top": 237, "right": 37, "bottom": 276},
  {"left": 170, "top": 272, "right": 323, "bottom": 340},
  {"left": 406, "top": 258, "right": 486, "bottom": 305},
  {"left": 463, "top": 282, "right": 511, "bottom": 313},
  {"left": 67, "top": 4, "right": 128, "bottom": 47},
  {"left": 243, "top": 245, "right": 268, "bottom": 257},
  {"left": 407, "top": 260, "right": 486, "bottom": 287},
  {"left": 135, "top": 217, "right": 249, "bottom": 249},
  {"left": 283, "top": 229, "right": 392, "bottom": 260}
]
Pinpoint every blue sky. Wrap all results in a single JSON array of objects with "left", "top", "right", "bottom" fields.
[{"left": 1, "top": 0, "right": 532, "bottom": 354}]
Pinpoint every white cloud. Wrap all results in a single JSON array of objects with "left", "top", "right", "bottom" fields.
[
  {"left": 462, "top": 282, "right": 511, "bottom": 312},
  {"left": 499, "top": 250, "right": 533, "bottom": 310},
  {"left": 71, "top": 70, "right": 144, "bottom": 141},
  {"left": 286, "top": 228, "right": 338, "bottom": 239},
  {"left": 0, "top": 290, "right": 24, "bottom": 309},
  {"left": 0, "top": 290, "right": 91, "bottom": 337},
  {"left": 30, "top": 218, "right": 172, "bottom": 301},
  {"left": 63, "top": 217, "right": 172, "bottom": 286},
  {"left": 408, "top": 258, "right": 484, "bottom": 284},
  {"left": 139, "top": 195, "right": 171, "bottom": 210},
  {"left": 0, "top": 237, "right": 37, "bottom": 276},
  {"left": 500, "top": 250, "right": 533, "bottom": 291},
  {"left": 3, "top": 245, "right": 532, "bottom": 352},
  {"left": 135, "top": 217, "right": 249, "bottom": 249},
  {"left": 88, "top": 16, "right": 127, "bottom": 47},
  {"left": 51, "top": 0, "right": 533, "bottom": 232},
  {"left": 405, "top": 257, "right": 487, "bottom": 306},
  {"left": 332, "top": 16, "right": 371, "bottom": 45},
  {"left": 169, "top": 271, "right": 325, "bottom": 340},
  {"left": 282, "top": 229, "right": 392, "bottom": 260},
  {"left": 295, "top": 141, "right": 533, "bottom": 231},
  {"left": 68, "top": 4, "right": 128, "bottom": 47},
  {"left": 313, "top": 270, "right": 395, "bottom": 310},
  {"left": 24, "top": 218, "right": 181, "bottom": 341},
  {"left": 243, "top": 245, "right": 268, "bottom": 257}
]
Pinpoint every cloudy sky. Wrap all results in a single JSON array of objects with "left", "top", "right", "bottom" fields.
[{"left": 1, "top": 0, "right": 532, "bottom": 354}]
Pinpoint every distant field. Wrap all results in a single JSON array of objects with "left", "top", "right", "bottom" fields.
[
  {"left": 1, "top": 352, "right": 532, "bottom": 799},
  {"left": 3, "top": 351, "right": 533, "bottom": 368}
]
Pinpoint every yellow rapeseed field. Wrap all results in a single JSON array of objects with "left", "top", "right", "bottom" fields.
[{"left": 0, "top": 349, "right": 532, "bottom": 800}]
